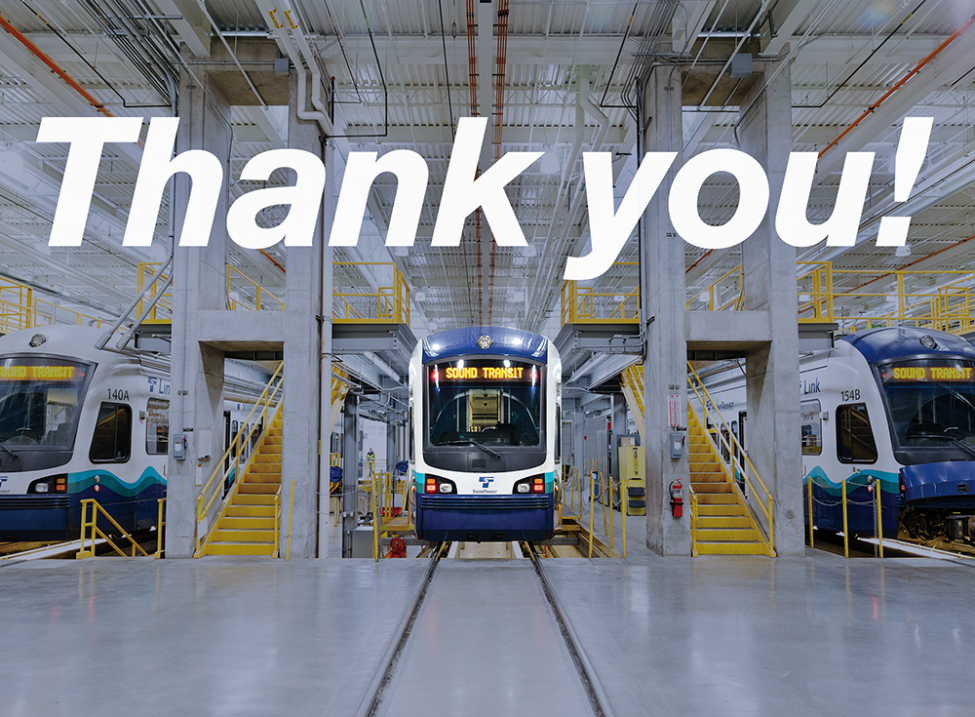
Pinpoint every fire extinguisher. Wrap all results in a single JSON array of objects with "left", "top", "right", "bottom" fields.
[{"left": 670, "top": 479, "right": 684, "bottom": 518}]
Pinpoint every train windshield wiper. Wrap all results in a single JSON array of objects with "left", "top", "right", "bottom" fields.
[
  {"left": 910, "top": 430, "right": 975, "bottom": 460},
  {"left": 0, "top": 441, "right": 18, "bottom": 460},
  {"left": 439, "top": 439, "right": 500, "bottom": 458}
]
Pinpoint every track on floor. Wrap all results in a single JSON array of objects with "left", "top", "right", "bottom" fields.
[{"left": 353, "top": 541, "right": 616, "bottom": 717}]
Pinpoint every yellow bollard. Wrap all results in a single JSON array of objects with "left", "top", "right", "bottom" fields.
[
  {"left": 876, "top": 480, "right": 884, "bottom": 559},
  {"left": 607, "top": 475, "right": 614, "bottom": 549},
  {"left": 621, "top": 475, "right": 627, "bottom": 558},
  {"left": 807, "top": 477, "right": 814, "bottom": 548},
  {"left": 841, "top": 479, "right": 849, "bottom": 559},
  {"left": 600, "top": 472, "right": 608, "bottom": 537},
  {"left": 371, "top": 471, "right": 379, "bottom": 561},
  {"left": 287, "top": 479, "right": 295, "bottom": 561},
  {"left": 588, "top": 471, "right": 595, "bottom": 558}
]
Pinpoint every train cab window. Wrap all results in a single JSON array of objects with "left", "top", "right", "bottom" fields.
[
  {"left": 836, "top": 403, "right": 877, "bottom": 464},
  {"left": 146, "top": 399, "right": 169, "bottom": 455},
  {"left": 90, "top": 403, "right": 132, "bottom": 463},
  {"left": 800, "top": 400, "right": 822, "bottom": 455}
]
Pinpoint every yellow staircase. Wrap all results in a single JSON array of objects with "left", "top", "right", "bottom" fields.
[
  {"left": 687, "top": 413, "right": 771, "bottom": 555},
  {"left": 198, "top": 411, "right": 283, "bottom": 557},
  {"left": 619, "top": 364, "right": 645, "bottom": 443}
]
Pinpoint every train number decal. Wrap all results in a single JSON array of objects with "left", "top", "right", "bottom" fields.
[
  {"left": 107, "top": 388, "right": 130, "bottom": 401},
  {"left": 840, "top": 389, "right": 861, "bottom": 402}
]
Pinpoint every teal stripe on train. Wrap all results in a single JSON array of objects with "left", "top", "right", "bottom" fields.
[
  {"left": 803, "top": 465, "right": 898, "bottom": 495},
  {"left": 67, "top": 467, "right": 166, "bottom": 497}
]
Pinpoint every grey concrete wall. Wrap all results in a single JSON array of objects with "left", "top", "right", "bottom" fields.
[
  {"left": 738, "top": 56, "right": 805, "bottom": 556},
  {"left": 166, "top": 61, "right": 231, "bottom": 558},
  {"left": 641, "top": 68, "right": 691, "bottom": 555},
  {"left": 282, "top": 71, "right": 325, "bottom": 559}
]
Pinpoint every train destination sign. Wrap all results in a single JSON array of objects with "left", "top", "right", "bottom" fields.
[
  {"left": 0, "top": 365, "right": 82, "bottom": 381},
  {"left": 882, "top": 365, "right": 975, "bottom": 382},
  {"left": 433, "top": 364, "right": 535, "bottom": 382}
]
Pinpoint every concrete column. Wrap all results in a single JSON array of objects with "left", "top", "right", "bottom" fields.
[
  {"left": 318, "top": 141, "right": 334, "bottom": 558},
  {"left": 166, "top": 60, "right": 232, "bottom": 558},
  {"left": 641, "top": 67, "right": 691, "bottom": 555},
  {"left": 341, "top": 394, "right": 359, "bottom": 558},
  {"left": 282, "top": 70, "right": 324, "bottom": 558},
  {"left": 571, "top": 398, "right": 585, "bottom": 476},
  {"left": 738, "top": 55, "right": 804, "bottom": 556}
]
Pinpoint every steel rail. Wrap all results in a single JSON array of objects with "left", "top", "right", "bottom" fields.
[
  {"left": 355, "top": 542, "right": 445, "bottom": 717},
  {"left": 527, "top": 543, "right": 618, "bottom": 717}
]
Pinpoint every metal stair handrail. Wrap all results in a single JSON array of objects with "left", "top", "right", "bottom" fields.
[
  {"left": 195, "top": 363, "right": 284, "bottom": 556},
  {"left": 686, "top": 362, "right": 775, "bottom": 555}
]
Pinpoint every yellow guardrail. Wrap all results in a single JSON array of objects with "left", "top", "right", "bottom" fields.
[
  {"left": 689, "top": 488, "right": 699, "bottom": 557},
  {"left": 77, "top": 498, "right": 152, "bottom": 558},
  {"left": 333, "top": 262, "right": 411, "bottom": 324},
  {"left": 798, "top": 261, "right": 975, "bottom": 335},
  {"left": 228, "top": 265, "right": 284, "bottom": 312},
  {"left": 560, "top": 263, "right": 639, "bottom": 325},
  {"left": 686, "top": 264, "right": 743, "bottom": 312},
  {"left": 195, "top": 362, "right": 284, "bottom": 557},
  {"left": 0, "top": 277, "right": 32, "bottom": 333},
  {"left": 136, "top": 262, "right": 173, "bottom": 324},
  {"left": 687, "top": 361, "right": 775, "bottom": 556}
]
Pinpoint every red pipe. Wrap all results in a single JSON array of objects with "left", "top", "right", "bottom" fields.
[
  {"left": 819, "top": 12, "right": 975, "bottom": 159},
  {"left": 0, "top": 13, "right": 113, "bottom": 118}
]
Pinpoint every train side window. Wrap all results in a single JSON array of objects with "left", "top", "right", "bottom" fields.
[
  {"left": 90, "top": 403, "right": 132, "bottom": 463},
  {"left": 836, "top": 403, "right": 877, "bottom": 464},
  {"left": 800, "top": 400, "right": 822, "bottom": 455},
  {"left": 555, "top": 405, "right": 561, "bottom": 462},
  {"left": 146, "top": 398, "right": 170, "bottom": 455}
]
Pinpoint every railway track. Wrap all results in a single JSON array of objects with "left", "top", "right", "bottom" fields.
[{"left": 353, "top": 541, "right": 616, "bottom": 717}]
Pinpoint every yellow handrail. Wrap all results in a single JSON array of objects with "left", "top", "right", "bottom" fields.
[
  {"left": 136, "top": 262, "right": 173, "bottom": 324},
  {"left": 333, "top": 262, "right": 411, "bottom": 324},
  {"left": 686, "top": 362, "right": 775, "bottom": 555},
  {"left": 686, "top": 264, "right": 742, "bottom": 312},
  {"left": 227, "top": 265, "right": 284, "bottom": 312},
  {"left": 689, "top": 487, "right": 699, "bottom": 557},
  {"left": 195, "top": 362, "right": 284, "bottom": 555},
  {"left": 77, "top": 499, "right": 151, "bottom": 558},
  {"left": 560, "top": 266, "right": 640, "bottom": 326}
]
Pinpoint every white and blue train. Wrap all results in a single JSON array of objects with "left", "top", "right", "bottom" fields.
[
  {"left": 409, "top": 327, "right": 562, "bottom": 542},
  {"left": 0, "top": 326, "right": 254, "bottom": 542},
  {"left": 700, "top": 326, "right": 975, "bottom": 545}
]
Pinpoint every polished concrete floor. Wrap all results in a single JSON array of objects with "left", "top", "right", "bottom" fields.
[{"left": 1, "top": 551, "right": 973, "bottom": 716}]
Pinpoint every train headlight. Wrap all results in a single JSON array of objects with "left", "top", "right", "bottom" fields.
[
  {"left": 920, "top": 335, "right": 938, "bottom": 349},
  {"left": 439, "top": 484, "right": 453, "bottom": 493},
  {"left": 35, "top": 483, "right": 49, "bottom": 493},
  {"left": 29, "top": 333, "right": 47, "bottom": 347},
  {"left": 516, "top": 483, "right": 530, "bottom": 493}
]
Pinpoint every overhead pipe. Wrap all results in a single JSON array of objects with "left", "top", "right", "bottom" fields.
[
  {"left": 0, "top": 12, "right": 112, "bottom": 117},
  {"left": 819, "top": 11, "right": 975, "bottom": 158},
  {"left": 530, "top": 69, "right": 610, "bottom": 326},
  {"left": 196, "top": 0, "right": 267, "bottom": 110}
]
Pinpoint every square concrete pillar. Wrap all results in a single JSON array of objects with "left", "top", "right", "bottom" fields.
[
  {"left": 641, "top": 68, "right": 691, "bottom": 555},
  {"left": 738, "top": 54, "right": 804, "bottom": 556},
  {"left": 282, "top": 71, "right": 325, "bottom": 558},
  {"left": 166, "top": 64, "right": 232, "bottom": 558}
]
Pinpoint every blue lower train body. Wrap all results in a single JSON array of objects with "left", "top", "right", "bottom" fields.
[{"left": 415, "top": 493, "right": 556, "bottom": 542}]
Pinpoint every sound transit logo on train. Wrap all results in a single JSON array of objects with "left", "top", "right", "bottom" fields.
[{"left": 36, "top": 115, "right": 934, "bottom": 281}]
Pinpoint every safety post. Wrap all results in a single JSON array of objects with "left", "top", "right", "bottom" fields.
[
  {"left": 155, "top": 498, "right": 166, "bottom": 558},
  {"left": 807, "top": 477, "right": 814, "bottom": 547},
  {"left": 841, "top": 479, "right": 849, "bottom": 558},
  {"left": 588, "top": 470, "right": 595, "bottom": 558},
  {"left": 286, "top": 479, "right": 295, "bottom": 561},
  {"left": 606, "top": 474, "right": 614, "bottom": 548},
  {"left": 875, "top": 480, "right": 884, "bottom": 558},
  {"left": 621, "top": 474, "right": 627, "bottom": 558},
  {"left": 371, "top": 470, "right": 379, "bottom": 561},
  {"left": 600, "top": 472, "right": 608, "bottom": 537}
]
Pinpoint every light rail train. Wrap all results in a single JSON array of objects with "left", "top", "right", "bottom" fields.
[
  {"left": 0, "top": 326, "right": 255, "bottom": 542},
  {"left": 409, "top": 327, "right": 562, "bottom": 541},
  {"left": 699, "top": 326, "right": 975, "bottom": 546}
]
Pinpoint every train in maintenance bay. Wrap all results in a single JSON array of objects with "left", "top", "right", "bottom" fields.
[
  {"left": 700, "top": 326, "right": 975, "bottom": 548},
  {"left": 409, "top": 326, "right": 562, "bottom": 542},
  {"left": 0, "top": 326, "right": 256, "bottom": 542}
]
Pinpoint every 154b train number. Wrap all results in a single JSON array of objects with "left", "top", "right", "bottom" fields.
[{"left": 840, "top": 389, "right": 861, "bottom": 402}]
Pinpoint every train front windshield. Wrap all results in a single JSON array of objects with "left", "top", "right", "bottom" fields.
[
  {"left": 427, "top": 359, "right": 542, "bottom": 447},
  {"left": 0, "top": 357, "right": 91, "bottom": 449},
  {"left": 879, "top": 359, "right": 975, "bottom": 448}
]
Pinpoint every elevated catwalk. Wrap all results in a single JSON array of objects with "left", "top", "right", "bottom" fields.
[{"left": 1, "top": 553, "right": 972, "bottom": 716}]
